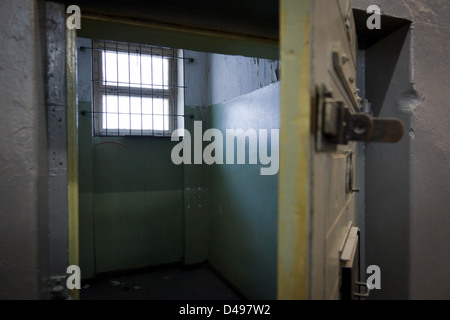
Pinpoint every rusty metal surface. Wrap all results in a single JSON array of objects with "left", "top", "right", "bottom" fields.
[
  {"left": 349, "top": 114, "right": 404, "bottom": 143},
  {"left": 319, "top": 93, "right": 404, "bottom": 147}
]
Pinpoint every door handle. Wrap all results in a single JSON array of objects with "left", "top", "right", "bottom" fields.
[
  {"left": 316, "top": 86, "right": 404, "bottom": 151},
  {"left": 348, "top": 113, "right": 404, "bottom": 143}
]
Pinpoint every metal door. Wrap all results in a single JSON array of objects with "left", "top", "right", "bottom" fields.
[{"left": 278, "top": 0, "right": 402, "bottom": 299}]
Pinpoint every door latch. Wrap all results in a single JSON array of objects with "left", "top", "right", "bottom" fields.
[{"left": 316, "top": 87, "right": 404, "bottom": 151}]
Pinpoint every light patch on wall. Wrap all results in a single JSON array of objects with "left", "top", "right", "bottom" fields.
[{"left": 398, "top": 90, "right": 422, "bottom": 114}]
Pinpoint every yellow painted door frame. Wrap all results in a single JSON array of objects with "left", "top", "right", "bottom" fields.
[
  {"left": 66, "top": 27, "right": 79, "bottom": 300},
  {"left": 277, "top": 0, "right": 312, "bottom": 300},
  {"left": 278, "top": 0, "right": 361, "bottom": 300}
]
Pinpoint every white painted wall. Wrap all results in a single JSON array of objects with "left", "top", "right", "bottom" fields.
[
  {"left": 184, "top": 50, "right": 280, "bottom": 107},
  {"left": 184, "top": 51, "right": 208, "bottom": 107},
  {"left": 0, "top": 0, "right": 47, "bottom": 299},
  {"left": 354, "top": 0, "right": 450, "bottom": 300},
  {"left": 207, "top": 54, "right": 279, "bottom": 106}
]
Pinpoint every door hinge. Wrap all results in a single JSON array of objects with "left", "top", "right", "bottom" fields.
[{"left": 316, "top": 86, "right": 404, "bottom": 151}]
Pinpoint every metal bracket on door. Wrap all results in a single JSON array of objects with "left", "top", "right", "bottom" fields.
[{"left": 316, "top": 86, "right": 404, "bottom": 151}]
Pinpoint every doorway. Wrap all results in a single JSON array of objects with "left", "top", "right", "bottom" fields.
[{"left": 75, "top": 19, "right": 281, "bottom": 299}]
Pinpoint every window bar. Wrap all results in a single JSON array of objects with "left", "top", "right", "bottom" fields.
[
  {"left": 128, "top": 42, "right": 131, "bottom": 136},
  {"left": 170, "top": 49, "right": 174, "bottom": 135},
  {"left": 139, "top": 44, "right": 143, "bottom": 136},
  {"left": 94, "top": 41, "right": 185, "bottom": 137},
  {"left": 182, "top": 50, "right": 186, "bottom": 132},
  {"left": 151, "top": 46, "right": 154, "bottom": 136},
  {"left": 169, "top": 49, "right": 172, "bottom": 135},
  {"left": 174, "top": 50, "right": 177, "bottom": 135},
  {"left": 104, "top": 41, "right": 108, "bottom": 137},
  {"left": 91, "top": 42, "right": 96, "bottom": 137},
  {"left": 115, "top": 42, "right": 120, "bottom": 137},
  {"left": 162, "top": 50, "right": 165, "bottom": 135}
]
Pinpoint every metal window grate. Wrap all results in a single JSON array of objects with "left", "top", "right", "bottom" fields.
[{"left": 89, "top": 40, "right": 185, "bottom": 137}]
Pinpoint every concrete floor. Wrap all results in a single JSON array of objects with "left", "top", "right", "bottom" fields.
[{"left": 80, "top": 264, "right": 243, "bottom": 300}]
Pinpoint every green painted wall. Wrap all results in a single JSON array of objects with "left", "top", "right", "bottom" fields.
[
  {"left": 207, "top": 83, "right": 280, "bottom": 300},
  {"left": 77, "top": 37, "right": 279, "bottom": 299},
  {"left": 92, "top": 135, "right": 184, "bottom": 273},
  {"left": 79, "top": 84, "right": 280, "bottom": 298},
  {"left": 78, "top": 102, "right": 95, "bottom": 279},
  {"left": 78, "top": 101, "right": 187, "bottom": 277},
  {"left": 183, "top": 105, "right": 211, "bottom": 265}
]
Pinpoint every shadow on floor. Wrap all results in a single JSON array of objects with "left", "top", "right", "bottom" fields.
[{"left": 80, "top": 264, "right": 243, "bottom": 300}]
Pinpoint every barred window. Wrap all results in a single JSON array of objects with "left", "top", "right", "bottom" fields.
[{"left": 92, "top": 40, "right": 184, "bottom": 137}]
